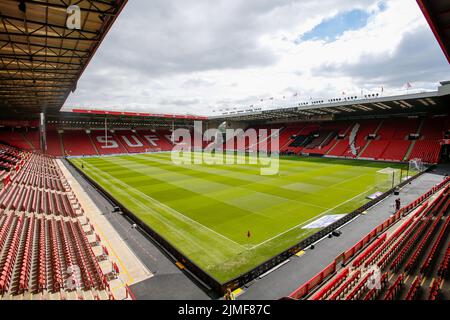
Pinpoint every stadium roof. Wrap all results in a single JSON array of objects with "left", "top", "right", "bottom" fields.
[
  {"left": 418, "top": 0, "right": 450, "bottom": 63},
  {"left": 211, "top": 82, "right": 450, "bottom": 122},
  {"left": 0, "top": 0, "right": 127, "bottom": 116}
]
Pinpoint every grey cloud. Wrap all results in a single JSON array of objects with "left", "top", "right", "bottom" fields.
[
  {"left": 159, "top": 98, "right": 201, "bottom": 106},
  {"left": 92, "top": 0, "right": 281, "bottom": 76},
  {"left": 181, "top": 78, "right": 215, "bottom": 88},
  {"left": 67, "top": 0, "right": 446, "bottom": 116},
  {"left": 315, "top": 26, "right": 450, "bottom": 87},
  {"left": 89, "top": 0, "right": 378, "bottom": 77}
]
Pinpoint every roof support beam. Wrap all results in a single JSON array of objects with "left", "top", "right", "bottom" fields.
[{"left": 19, "top": 0, "right": 119, "bottom": 15}]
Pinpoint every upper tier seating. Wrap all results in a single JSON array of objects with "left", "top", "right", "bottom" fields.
[
  {"left": 279, "top": 127, "right": 304, "bottom": 152},
  {"left": 222, "top": 126, "right": 280, "bottom": 152},
  {"left": 359, "top": 117, "right": 421, "bottom": 162},
  {"left": 353, "top": 120, "right": 382, "bottom": 152},
  {"left": 304, "top": 120, "right": 353, "bottom": 155},
  {"left": 302, "top": 130, "right": 337, "bottom": 150},
  {"left": 282, "top": 124, "right": 320, "bottom": 154},
  {"left": 327, "top": 121, "right": 380, "bottom": 157}
]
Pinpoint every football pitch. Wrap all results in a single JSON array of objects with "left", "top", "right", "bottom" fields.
[{"left": 70, "top": 153, "right": 407, "bottom": 283}]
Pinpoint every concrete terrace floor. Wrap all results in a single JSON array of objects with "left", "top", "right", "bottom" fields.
[
  {"left": 63, "top": 158, "right": 212, "bottom": 300},
  {"left": 58, "top": 160, "right": 153, "bottom": 299},
  {"left": 63, "top": 158, "right": 450, "bottom": 300}
]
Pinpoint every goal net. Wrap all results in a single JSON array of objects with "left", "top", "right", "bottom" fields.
[
  {"left": 408, "top": 158, "right": 425, "bottom": 177},
  {"left": 375, "top": 167, "right": 401, "bottom": 191}
]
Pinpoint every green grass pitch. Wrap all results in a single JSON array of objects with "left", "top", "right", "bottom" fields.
[{"left": 70, "top": 153, "right": 406, "bottom": 283}]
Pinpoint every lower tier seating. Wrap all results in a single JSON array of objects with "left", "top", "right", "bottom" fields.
[
  {"left": 0, "top": 144, "right": 118, "bottom": 300},
  {"left": 0, "top": 115, "right": 446, "bottom": 163},
  {"left": 287, "top": 178, "right": 450, "bottom": 301},
  {"left": 0, "top": 212, "right": 105, "bottom": 295}
]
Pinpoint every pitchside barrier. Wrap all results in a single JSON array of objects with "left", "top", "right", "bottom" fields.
[
  {"left": 287, "top": 177, "right": 450, "bottom": 300},
  {"left": 64, "top": 158, "right": 224, "bottom": 294},
  {"left": 66, "top": 157, "right": 434, "bottom": 295}
]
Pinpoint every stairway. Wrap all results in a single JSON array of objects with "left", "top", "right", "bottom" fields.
[
  {"left": 58, "top": 132, "right": 65, "bottom": 156},
  {"left": 403, "top": 140, "right": 416, "bottom": 161},
  {"left": 87, "top": 133, "right": 100, "bottom": 155},
  {"left": 403, "top": 118, "right": 425, "bottom": 161},
  {"left": 20, "top": 132, "right": 35, "bottom": 151},
  {"left": 357, "top": 120, "right": 384, "bottom": 158},
  {"left": 318, "top": 131, "right": 336, "bottom": 148},
  {"left": 325, "top": 138, "right": 342, "bottom": 156},
  {"left": 326, "top": 122, "right": 355, "bottom": 156},
  {"left": 113, "top": 133, "right": 129, "bottom": 154}
]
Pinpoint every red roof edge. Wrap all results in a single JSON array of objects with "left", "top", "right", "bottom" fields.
[
  {"left": 417, "top": 0, "right": 450, "bottom": 63},
  {"left": 70, "top": 109, "right": 208, "bottom": 120}
]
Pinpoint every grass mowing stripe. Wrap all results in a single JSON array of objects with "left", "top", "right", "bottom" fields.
[
  {"left": 71, "top": 154, "right": 407, "bottom": 283},
  {"left": 78, "top": 158, "right": 245, "bottom": 264},
  {"left": 251, "top": 186, "right": 372, "bottom": 249},
  {"left": 100, "top": 158, "right": 249, "bottom": 249},
  {"left": 123, "top": 154, "right": 332, "bottom": 210},
  {"left": 126, "top": 155, "right": 331, "bottom": 211},
  {"left": 101, "top": 156, "right": 277, "bottom": 223}
]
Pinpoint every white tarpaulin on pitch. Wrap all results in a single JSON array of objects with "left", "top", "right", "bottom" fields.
[{"left": 302, "top": 214, "right": 347, "bottom": 229}]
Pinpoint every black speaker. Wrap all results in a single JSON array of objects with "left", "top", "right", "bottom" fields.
[{"left": 332, "top": 230, "right": 342, "bottom": 237}]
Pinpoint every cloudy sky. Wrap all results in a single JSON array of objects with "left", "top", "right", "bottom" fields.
[{"left": 63, "top": 0, "right": 450, "bottom": 116}]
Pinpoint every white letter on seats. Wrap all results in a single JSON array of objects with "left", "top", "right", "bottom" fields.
[
  {"left": 122, "top": 135, "right": 143, "bottom": 147},
  {"left": 144, "top": 135, "right": 159, "bottom": 147},
  {"left": 97, "top": 136, "right": 118, "bottom": 149}
]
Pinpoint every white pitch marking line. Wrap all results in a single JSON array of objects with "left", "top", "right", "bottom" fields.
[
  {"left": 134, "top": 154, "right": 330, "bottom": 211},
  {"left": 83, "top": 160, "right": 248, "bottom": 261},
  {"left": 83, "top": 155, "right": 392, "bottom": 253},
  {"left": 250, "top": 187, "right": 372, "bottom": 249},
  {"left": 99, "top": 157, "right": 247, "bottom": 250}
]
